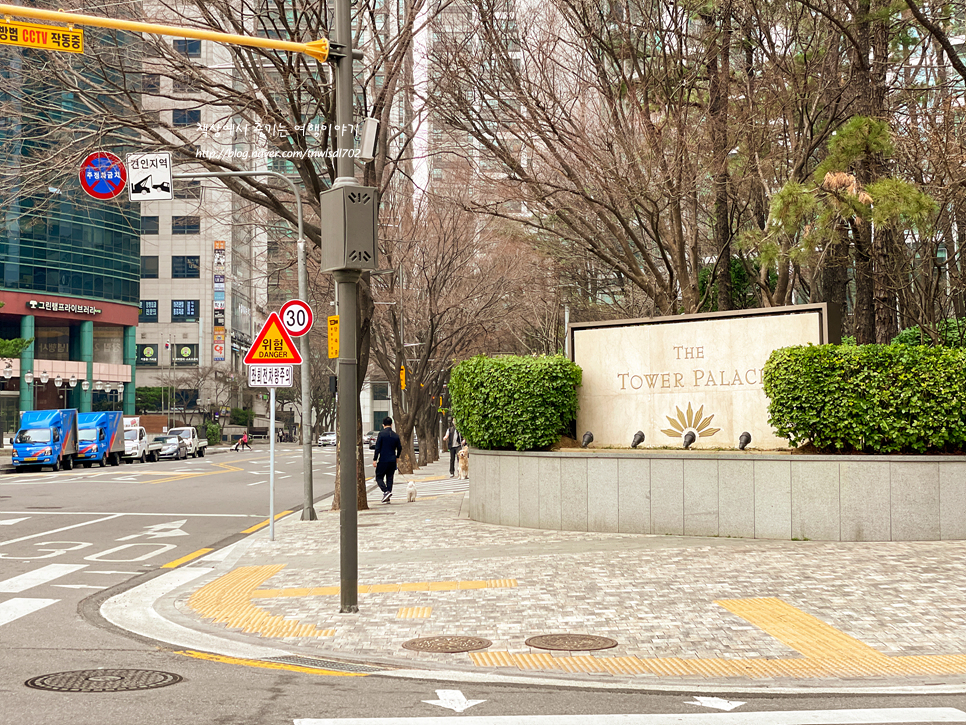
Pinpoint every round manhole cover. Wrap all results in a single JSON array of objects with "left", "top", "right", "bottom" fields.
[
  {"left": 25, "top": 669, "right": 183, "bottom": 692},
  {"left": 525, "top": 634, "right": 619, "bottom": 651},
  {"left": 402, "top": 636, "right": 492, "bottom": 653}
]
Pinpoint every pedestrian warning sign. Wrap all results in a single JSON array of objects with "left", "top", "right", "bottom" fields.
[{"left": 244, "top": 312, "right": 303, "bottom": 365}]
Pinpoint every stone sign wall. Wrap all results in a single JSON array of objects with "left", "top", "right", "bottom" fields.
[{"left": 571, "top": 304, "right": 836, "bottom": 449}]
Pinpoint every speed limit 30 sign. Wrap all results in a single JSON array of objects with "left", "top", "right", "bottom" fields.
[{"left": 279, "top": 299, "right": 314, "bottom": 337}]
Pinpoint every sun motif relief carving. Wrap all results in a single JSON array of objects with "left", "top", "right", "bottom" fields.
[{"left": 660, "top": 402, "right": 720, "bottom": 439}]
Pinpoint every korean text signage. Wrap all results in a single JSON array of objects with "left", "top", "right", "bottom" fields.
[
  {"left": 0, "top": 21, "right": 83, "bottom": 53},
  {"left": 173, "top": 344, "right": 198, "bottom": 366},
  {"left": 571, "top": 305, "right": 833, "bottom": 450},
  {"left": 137, "top": 344, "right": 158, "bottom": 366},
  {"left": 249, "top": 365, "right": 293, "bottom": 388},
  {"left": 127, "top": 152, "right": 172, "bottom": 201},
  {"left": 244, "top": 312, "right": 302, "bottom": 364},
  {"left": 26, "top": 299, "right": 101, "bottom": 315},
  {"left": 80, "top": 152, "right": 126, "bottom": 200}
]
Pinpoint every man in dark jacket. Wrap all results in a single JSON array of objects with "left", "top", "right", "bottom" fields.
[{"left": 372, "top": 417, "right": 402, "bottom": 503}]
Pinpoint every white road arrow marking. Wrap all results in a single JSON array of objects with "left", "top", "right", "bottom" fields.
[
  {"left": 117, "top": 519, "right": 189, "bottom": 541},
  {"left": 422, "top": 689, "right": 486, "bottom": 713},
  {"left": 687, "top": 696, "right": 746, "bottom": 711},
  {"left": 0, "top": 517, "right": 30, "bottom": 525}
]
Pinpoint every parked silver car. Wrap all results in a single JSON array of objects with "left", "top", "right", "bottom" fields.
[{"left": 154, "top": 435, "right": 188, "bottom": 460}]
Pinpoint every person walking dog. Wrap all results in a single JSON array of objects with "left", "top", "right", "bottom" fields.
[
  {"left": 372, "top": 417, "right": 402, "bottom": 503},
  {"left": 447, "top": 421, "right": 463, "bottom": 478}
]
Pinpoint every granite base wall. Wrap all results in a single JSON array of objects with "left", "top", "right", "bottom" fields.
[{"left": 469, "top": 449, "right": 966, "bottom": 541}]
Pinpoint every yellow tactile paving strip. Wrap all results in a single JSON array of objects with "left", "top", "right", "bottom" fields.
[
  {"left": 715, "top": 597, "right": 888, "bottom": 660},
  {"left": 187, "top": 566, "right": 515, "bottom": 639},
  {"left": 470, "top": 597, "right": 966, "bottom": 679},
  {"left": 251, "top": 578, "right": 516, "bottom": 598},
  {"left": 188, "top": 565, "right": 335, "bottom": 639},
  {"left": 397, "top": 607, "right": 433, "bottom": 618}
]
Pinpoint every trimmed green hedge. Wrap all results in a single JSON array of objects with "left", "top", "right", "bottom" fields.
[
  {"left": 763, "top": 344, "right": 966, "bottom": 453},
  {"left": 450, "top": 355, "right": 582, "bottom": 451}
]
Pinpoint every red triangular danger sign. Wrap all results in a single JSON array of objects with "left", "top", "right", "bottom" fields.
[{"left": 245, "top": 312, "right": 303, "bottom": 364}]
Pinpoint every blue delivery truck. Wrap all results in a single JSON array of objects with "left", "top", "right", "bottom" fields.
[
  {"left": 12, "top": 409, "right": 79, "bottom": 472},
  {"left": 77, "top": 411, "right": 124, "bottom": 468}
]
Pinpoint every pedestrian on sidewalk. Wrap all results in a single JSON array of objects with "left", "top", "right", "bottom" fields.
[
  {"left": 372, "top": 416, "right": 402, "bottom": 503},
  {"left": 446, "top": 420, "right": 463, "bottom": 478}
]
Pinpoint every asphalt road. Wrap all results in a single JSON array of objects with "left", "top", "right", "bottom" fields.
[{"left": 2, "top": 447, "right": 966, "bottom": 724}]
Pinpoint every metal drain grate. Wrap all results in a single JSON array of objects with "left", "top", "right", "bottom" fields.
[
  {"left": 25, "top": 669, "right": 183, "bottom": 692},
  {"left": 263, "top": 656, "right": 388, "bottom": 673}
]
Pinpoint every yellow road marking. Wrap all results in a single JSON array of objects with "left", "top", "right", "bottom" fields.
[
  {"left": 148, "top": 460, "right": 246, "bottom": 485},
  {"left": 251, "top": 578, "right": 516, "bottom": 598},
  {"left": 188, "top": 565, "right": 335, "bottom": 639},
  {"left": 397, "top": 607, "right": 432, "bottom": 618},
  {"left": 161, "top": 548, "right": 213, "bottom": 569},
  {"left": 241, "top": 510, "right": 294, "bottom": 534},
  {"left": 715, "top": 597, "right": 888, "bottom": 660},
  {"left": 177, "top": 650, "right": 366, "bottom": 676}
]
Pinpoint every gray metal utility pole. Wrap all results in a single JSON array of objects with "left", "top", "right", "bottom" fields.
[
  {"left": 332, "top": 0, "right": 361, "bottom": 615},
  {"left": 173, "top": 170, "right": 317, "bottom": 522}
]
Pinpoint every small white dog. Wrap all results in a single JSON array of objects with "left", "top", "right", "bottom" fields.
[
  {"left": 457, "top": 445, "right": 469, "bottom": 480},
  {"left": 406, "top": 480, "right": 417, "bottom": 502}
]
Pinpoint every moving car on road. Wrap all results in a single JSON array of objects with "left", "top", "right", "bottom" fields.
[
  {"left": 154, "top": 434, "right": 188, "bottom": 460},
  {"left": 317, "top": 431, "right": 337, "bottom": 447}
]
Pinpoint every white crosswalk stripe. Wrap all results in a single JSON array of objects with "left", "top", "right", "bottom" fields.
[
  {"left": 0, "top": 564, "right": 88, "bottom": 593},
  {"left": 0, "top": 597, "right": 58, "bottom": 626},
  {"left": 406, "top": 478, "right": 469, "bottom": 496}
]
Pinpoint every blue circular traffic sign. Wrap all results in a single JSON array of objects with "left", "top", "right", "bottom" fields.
[{"left": 79, "top": 152, "right": 127, "bottom": 200}]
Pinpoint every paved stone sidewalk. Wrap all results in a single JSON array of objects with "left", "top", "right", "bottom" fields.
[{"left": 168, "top": 456, "right": 966, "bottom": 688}]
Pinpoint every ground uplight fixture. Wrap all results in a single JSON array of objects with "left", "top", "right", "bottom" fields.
[
  {"left": 54, "top": 375, "right": 63, "bottom": 388},
  {"left": 23, "top": 371, "right": 33, "bottom": 384},
  {"left": 69, "top": 375, "right": 77, "bottom": 388},
  {"left": 95, "top": 380, "right": 103, "bottom": 391},
  {"left": 81, "top": 380, "right": 90, "bottom": 392}
]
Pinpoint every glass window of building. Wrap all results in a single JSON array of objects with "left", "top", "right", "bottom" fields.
[
  {"left": 171, "top": 299, "right": 199, "bottom": 322},
  {"left": 142, "top": 73, "right": 161, "bottom": 93},
  {"left": 141, "top": 215, "right": 159, "bottom": 235},
  {"left": 141, "top": 256, "right": 159, "bottom": 278},
  {"left": 173, "top": 39, "right": 201, "bottom": 57},
  {"left": 172, "top": 108, "right": 201, "bottom": 127},
  {"left": 172, "top": 216, "right": 200, "bottom": 234},
  {"left": 140, "top": 300, "right": 158, "bottom": 323},
  {"left": 172, "top": 256, "right": 200, "bottom": 278},
  {"left": 174, "top": 179, "right": 201, "bottom": 199}
]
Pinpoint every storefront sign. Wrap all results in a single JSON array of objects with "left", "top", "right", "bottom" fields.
[
  {"left": 27, "top": 300, "right": 101, "bottom": 315},
  {"left": 137, "top": 344, "right": 158, "bottom": 366},
  {"left": 173, "top": 343, "right": 199, "bottom": 366}
]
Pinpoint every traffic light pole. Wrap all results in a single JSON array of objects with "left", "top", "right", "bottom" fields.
[{"left": 173, "top": 170, "right": 317, "bottom": 522}]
